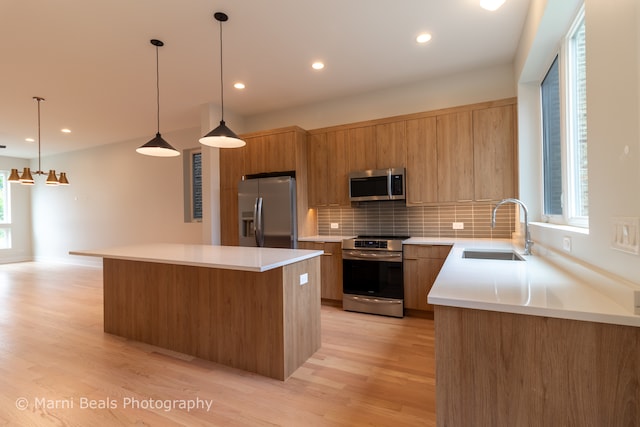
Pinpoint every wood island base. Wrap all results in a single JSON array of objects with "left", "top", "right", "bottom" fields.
[{"left": 102, "top": 257, "right": 321, "bottom": 381}]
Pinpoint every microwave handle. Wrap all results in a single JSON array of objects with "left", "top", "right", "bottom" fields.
[{"left": 387, "top": 168, "right": 392, "bottom": 199}]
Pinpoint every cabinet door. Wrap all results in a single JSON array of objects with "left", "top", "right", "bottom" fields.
[
  {"left": 376, "top": 121, "right": 406, "bottom": 169},
  {"left": 220, "top": 187, "right": 239, "bottom": 246},
  {"left": 405, "top": 117, "right": 438, "bottom": 205},
  {"left": 298, "top": 241, "right": 343, "bottom": 300},
  {"left": 473, "top": 105, "right": 516, "bottom": 201},
  {"left": 244, "top": 135, "right": 265, "bottom": 175},
  {"left": 437, "top": 112, "right": 474, "bottom": 202},
  {"left": 307, "top": 133, "right": 328, "bottom": 207},
  {"left": 219, "top": 144, "right": 246, "bottom": 190},
  {"left": 348, "top": 126, "right": 376, "bottom": 172},
  {"left": 403, "top": 245, "right": 451, "bottom": 311},
  {"left": 265, "top": 132, "right": 296, "bottom": 173},
  {"left": 326, "top": 129, "right": 350, "bottom": 206}
]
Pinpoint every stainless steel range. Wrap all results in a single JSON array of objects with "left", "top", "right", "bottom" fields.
[{"left": 342, "top": 236, "right": 407, "bottom": 318}]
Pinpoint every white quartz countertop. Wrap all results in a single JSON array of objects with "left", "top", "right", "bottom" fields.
[
  {"left": 70, "top": 243, "right": 323, "bottom": 272},
  {"left": 425, "top": 239, "right": 640, "bottom": 327}
]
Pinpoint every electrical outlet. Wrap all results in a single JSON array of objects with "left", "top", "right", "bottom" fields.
[
  {"left": 330, "top": 223, "right": 339, "bottom": 229},
  {"left": 452, "top": 222, "right": 464, "bottom": 230},
  {"left": 611, "top": 217, "right": 639, "bottom": 255},
  {"left": 562, "top": 236, "right": 571, "bottom": 252},
  {"left": 299, "top": 273, "right": 308, "bottom": 285}
]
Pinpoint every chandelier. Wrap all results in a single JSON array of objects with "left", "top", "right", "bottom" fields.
[{"left": 8, "top": 97, "right": 69, "bottom": 186}]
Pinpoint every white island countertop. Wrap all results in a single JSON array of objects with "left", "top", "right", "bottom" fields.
[
  {"left": 417, "top": 238, "right": 640, "bottom": 328},
  {"left": 70, "top": 243, "right": 324, "bottom": 273}
]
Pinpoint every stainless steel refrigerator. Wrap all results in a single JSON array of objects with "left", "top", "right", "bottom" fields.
[{"left": 238, "top": 176, "right": 297, "bottom": 248}]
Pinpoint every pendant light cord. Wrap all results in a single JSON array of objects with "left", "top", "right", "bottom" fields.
[
  {"left": 35, "top": 96, "right": 43, "bottom": 173},
  {"left": 155, "top": 44, "right": 161, "bottom": 134},
  {"left": 219, "top": 18, "right": 225, "bottom": 122}
]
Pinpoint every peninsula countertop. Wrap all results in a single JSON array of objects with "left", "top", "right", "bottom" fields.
[
  {"left": 70, "top": 243, "right": 324, "bottom": 273},
  {"left": 414, "top": 238, "right": 640, "bottom": 327}
]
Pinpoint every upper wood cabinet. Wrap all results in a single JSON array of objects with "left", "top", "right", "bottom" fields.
[
  {"left": 436, "top": 111, "right": 474, "bottom": 203},
  {"left": 219, "top": 145, "right": 246, "bottom": 191},
  {"left": 307, "top": 130, "right": 350, "bottom": 207},
  {"left": 405, "top": 117, "right": 438, "bottom": 205},
  {"left": 244, "top": 132, "right": 296, "bottom": 175},
  {"left": 375, "top": 121, "right": 406, "bottom": 169},
  {"left": 347, "top": 126, "right": 376, "bottom": 172},
  {"left": 473, "top": 105, "right": 516, "bottom": 201}
]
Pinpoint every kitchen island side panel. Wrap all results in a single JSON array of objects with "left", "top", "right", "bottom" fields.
[
  {"left": 434, "top": 305, "right": 640, "bottom": 427},
  {"left": 102, "top": 258, "right": 320, "bottom": 380}
]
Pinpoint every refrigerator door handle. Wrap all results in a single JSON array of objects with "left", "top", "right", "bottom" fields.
[{"left": 254, "top": 197, "right": 264, "bottom": 247}]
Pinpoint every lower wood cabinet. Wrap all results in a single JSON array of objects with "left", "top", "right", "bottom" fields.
[
  {"left": 403, "top": 245, "right": 451, "bottom": 311},
  {"left": 298, "top": 241, "right": 343, "bottom": 301}
]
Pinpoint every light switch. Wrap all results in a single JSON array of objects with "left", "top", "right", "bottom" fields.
[
  {"left": 330, "top": 223, "right": 339, "bottom": 229},
  {"left": 611, "top": 217, "right": 639, "bottom": 255},
  {"left": 452, "top": 222, "right": 464, "bottom": 230}
]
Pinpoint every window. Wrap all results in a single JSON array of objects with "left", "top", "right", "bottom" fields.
[
  {"left": 191, "top": 151, "right": 203, "bottom": 221},
  {"left": 183, "top": 149, "right": 202, "bottom": 222},
  {"left": 0, "top": 171, "right": 12, "bottom": 249},
  {"left": 540, "top": 6, "right": 587, "bottom": 227}
]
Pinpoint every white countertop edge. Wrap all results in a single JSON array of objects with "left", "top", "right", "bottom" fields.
[
  {"left": 70, "top": 245, "right": 324, "bottom": 273},
  {"left": 428, "top": 296, "right": 640, "bottom": 328}
]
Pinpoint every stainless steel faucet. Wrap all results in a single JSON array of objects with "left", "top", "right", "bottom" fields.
[{"left": 492, "top": 198, "right": 533, "bottom": 255}]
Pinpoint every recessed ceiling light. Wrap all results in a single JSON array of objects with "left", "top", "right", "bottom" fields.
[
  {"left": 61, "top": 128, "right": 71, "bottom": 133},
  {"left": 25, "top": 138, "right": 35, "bottom": 142},
  {"left": 234, "top": 82, "right": 245, "bottom": 89},
  {"left": 480, "top": 0, "right": 506, "bottom": 11},
  {"left": 416, "top": 33, "right": 432, "bottom": 44},
  {"left": 312, "top": 62, "right": 325, "bottom": 70}
]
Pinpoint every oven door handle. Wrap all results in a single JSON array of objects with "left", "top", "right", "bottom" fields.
[
  {"left": 351, "top": 296, "right": 403, "bottom": 305},
  {"left": 342, "top": 251, "right": 402, "bottom": 262}
]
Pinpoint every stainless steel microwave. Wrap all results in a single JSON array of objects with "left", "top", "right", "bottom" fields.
[{"left": 349, "top": 168, "right": 406, "bottom": 202}]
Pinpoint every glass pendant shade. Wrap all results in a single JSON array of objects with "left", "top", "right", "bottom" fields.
[
  {"left": 199, "top": 120, "right": 246, "bottom": 148},
  {"left": 8, "top": 169, "right": 20, "bottom": 182},
  {"left": 137, "top": 132, "right": 181, "bottom": 157}
]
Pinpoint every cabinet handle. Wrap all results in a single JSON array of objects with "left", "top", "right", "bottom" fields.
[
  {"left": 322, "top": 252, "right": 333, "bottom": 256},
  {"left": 404, "top": 257, "right": 418, "bottom": 261}
]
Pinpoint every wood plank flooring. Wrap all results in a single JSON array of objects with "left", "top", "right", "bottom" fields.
[{"left": 0, "top": 262, "right": 436, "bottom": 426}]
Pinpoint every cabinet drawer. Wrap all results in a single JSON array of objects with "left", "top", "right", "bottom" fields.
[{"left": 404, "top": 245, "right": 451, "bottom": 260}]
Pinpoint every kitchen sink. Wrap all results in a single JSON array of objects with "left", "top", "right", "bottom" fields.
[{"left": 462, "top": 249, "right": 525, "bottom": 261}]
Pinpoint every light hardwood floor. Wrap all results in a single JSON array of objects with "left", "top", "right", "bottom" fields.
[{"left": 0, "top": 262, "right": 436, "bottom": 426}]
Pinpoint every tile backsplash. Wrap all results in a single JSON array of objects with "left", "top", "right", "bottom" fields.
[{"left": 317, "top": 201, "right": 515, "bottom": 238}]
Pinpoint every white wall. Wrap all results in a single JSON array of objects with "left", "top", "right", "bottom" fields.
[
  {"left": 516, "top": 0, "right": 640, "bottom": 284},
  {"left": 30, "top": 127, "right": 205, "bottom": 265},
  {"left": 0, "top": 156, "right": 32, "bottom": 263},
  {"left": 243, "top": 63, "right": 516, "bottom": 132}
]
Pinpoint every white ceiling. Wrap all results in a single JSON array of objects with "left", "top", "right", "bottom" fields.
[{"left": 0, "top": 0, "right": 530, "bottom": 159}]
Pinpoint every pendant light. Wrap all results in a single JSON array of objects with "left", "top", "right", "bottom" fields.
[
  {"left": 199, "top": 12, "right": 245, "bottom": 148},
  {"left": 8, "top": 97, "right": 70, "bottom": 186},
  {"left": 136, "top": 39, "right": 180, "bottom": 157}
]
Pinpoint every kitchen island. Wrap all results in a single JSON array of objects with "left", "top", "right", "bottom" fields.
[
  {"left": 70, "top": 243, "right": 323, "bottom": 381},
  {"left": 422, "top": 239, "right": 640, "bottom": 426}
]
